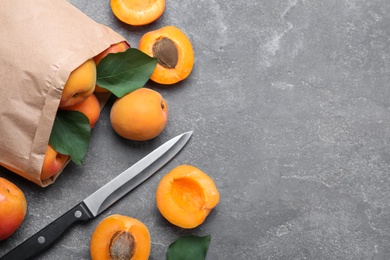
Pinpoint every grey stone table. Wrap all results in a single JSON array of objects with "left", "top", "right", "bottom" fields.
[{"left": 1, "top": 0, "right": 390, "bottom": 259}]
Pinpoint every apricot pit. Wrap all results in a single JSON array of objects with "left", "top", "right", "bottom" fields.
[
  {"left": 153, "top": 37, "right": 178, "bottom": 69},
  {"left": 109, "top": 231, "right": 135, "bottom": 259}
]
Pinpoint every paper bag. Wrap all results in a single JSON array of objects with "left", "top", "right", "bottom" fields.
[{"left": 0, "top": 0, "right": 126, "bottom": 186}]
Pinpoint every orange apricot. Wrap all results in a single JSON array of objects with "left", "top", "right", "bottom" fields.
[
  {"left": 94, "top": 41, "right": 130, "bottom": 66},
  {"left": 110, "top": 0, "right": 165, "bottom": 26},
  {"left": 60, "top": 93, "right": 101, "bottom": 128},
  {"left": 94, "top": 41, "right": 130, "bottom": 93},
  {"left": 138, "top": 26, "right": 194, "bottom": 85},
  {"left": 40, "top": 144, "right": 69, "bottom": 180},
  {"left": 110, "top": 88, "right": 168, "bottom": 141},
  {"left": 0, "top": 144, "right": 69, "bottom": 181},
  {"left": 90, "top": 214, "right": 151, "bottom": 260},
  {"left": 156, "top": 165, "right": 220, "bottom": 229},
  {"left": 0, "top": 177, "right": 27, "bottom": 240},
  {"left": 59, "top": 59, "right": 96, "bottom": 108}
]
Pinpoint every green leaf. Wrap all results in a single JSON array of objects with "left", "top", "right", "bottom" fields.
[
  {"left": 49, "top": 110, "right": 90, "bottom": 165},
  {"left": 96, "top": 48, "right": 157, "bottom": 98},
  {"left": 166, "top": 235, "right": 211, "bottom": 260}
]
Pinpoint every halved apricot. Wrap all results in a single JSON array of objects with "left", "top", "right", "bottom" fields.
[
  {"left": 138, "top": 26, "right": 194, "bottom": 85},
  {"left": 90, "top": 214, "right": 151, "bottom": 260},
  {"left": 156, "top": 165, "right": 220, "bottom": 229},
  {"left": 111, "top": 0, "right": 165, "bottom": 26}
]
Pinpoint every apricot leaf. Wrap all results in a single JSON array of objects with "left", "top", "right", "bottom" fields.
[
  {"left": 96, "top": 48, "right": 157, "bottom": 98},
  {"left": 49, "top": 110, "right": 90, "bottom": 165},
  {"left": 166, "top": 235, "right": 211, "bottom": 260}
]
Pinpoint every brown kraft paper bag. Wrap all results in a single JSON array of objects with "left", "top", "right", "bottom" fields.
[{"left": 0, "top": 0, "right": 127, "bottom": 187}]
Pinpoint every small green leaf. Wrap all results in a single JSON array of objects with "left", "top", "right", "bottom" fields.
[
  {"left": 49, "top": 110, "right": 90, "bottom": 165},
  {"left": 96, "top": 48, "right": 157, "bottom": 98},
  {"left": 167, "top": 235, "right": 211, "bottom": 260}
]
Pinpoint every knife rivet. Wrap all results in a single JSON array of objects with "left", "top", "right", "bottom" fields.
[
  {"left": 38, "top": 236, "right": 45, "bottom": 244},
  {"left": 74, "top": 210, "right": 82, "bottom": 218}
]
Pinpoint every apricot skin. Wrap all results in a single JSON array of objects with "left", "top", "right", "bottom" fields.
[{"left": 156, "top": 165, "right": 220, "bottom": 229}]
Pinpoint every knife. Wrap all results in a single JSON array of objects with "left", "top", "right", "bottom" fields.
[{"left": 0, "top": 131, "right": 193, "bottom": 260}]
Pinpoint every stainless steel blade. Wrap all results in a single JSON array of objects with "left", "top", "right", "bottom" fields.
[{"left": 83, "top": 131, "right": 192, "bottom": 216}]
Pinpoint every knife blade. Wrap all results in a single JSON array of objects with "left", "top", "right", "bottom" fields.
[{"left": 0, "top": 131, "right": 192, "bottom": 260}]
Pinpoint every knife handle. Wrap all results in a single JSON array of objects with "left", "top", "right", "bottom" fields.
[{"left": 0, "top": 202, "right": 92, "bottom": 260}]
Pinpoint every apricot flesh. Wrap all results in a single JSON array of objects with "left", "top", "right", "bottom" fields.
[
  {"left": 111, "top": 0, "right": 165, "bottom": 26},
  {"left": 156, "top": 165, "right": 220, "bottom": 229}
]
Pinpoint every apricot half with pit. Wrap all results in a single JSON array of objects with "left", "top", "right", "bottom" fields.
[
  {"left": 156, "top": 165, "right": 220, "bottom": 229},
  {"left": 90, "top": 214, "right": 151, "bottom": 260},
  {"left": 138, "top": 26, "right": 194, "bottom": 85}
]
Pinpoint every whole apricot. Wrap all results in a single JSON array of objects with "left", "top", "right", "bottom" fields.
[
  {"left": 156, "top": 165, "right": 220, "bottom": 229},
  {"left": 90, "top": 214, "right": 151, "bottom": 260},
  {"left": 0, "top": 144, "right": 69, "bottom": 181},
  {"left": 110, "top": 88, "right": 168, "bottom": 141},
  {"left": 94, "top": 41, "right": 130, "bottom": 93},
  {"left": 40, "top": 144, "right": 69, "bottom": 180},
  {"left": 59, "top": 59, "right": 96, "bottom": 108},
  {"left": 111, "top": 0, "right": 165, "bottom": 26},
  {"left": 94, "top": 41, "right": 130, "bottom": 66},
  {"left": 0, "top": 177, "right": 27, "bottom": 240},
  {"left": 138, "top": 26, "right": 194, "bottom": 85},
  {"left": 60, "top": 93, "right": 101, "bottom": 128}
]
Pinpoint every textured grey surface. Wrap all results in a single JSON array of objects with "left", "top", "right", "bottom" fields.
[{"left": 1, "top": 0, "right": 390, "bottom": 259}]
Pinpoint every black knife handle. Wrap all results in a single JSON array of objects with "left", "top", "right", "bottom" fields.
[{"left": 0, "top": 202, "right": 92, "bottom": 260}]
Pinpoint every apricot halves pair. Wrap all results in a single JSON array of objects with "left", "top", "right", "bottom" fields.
[
  {"left": 90, "top": 165, "right": 219, "bottom": 259},
  {"left": 111, "top": 0, "right": 194, "bottom": 85}
]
